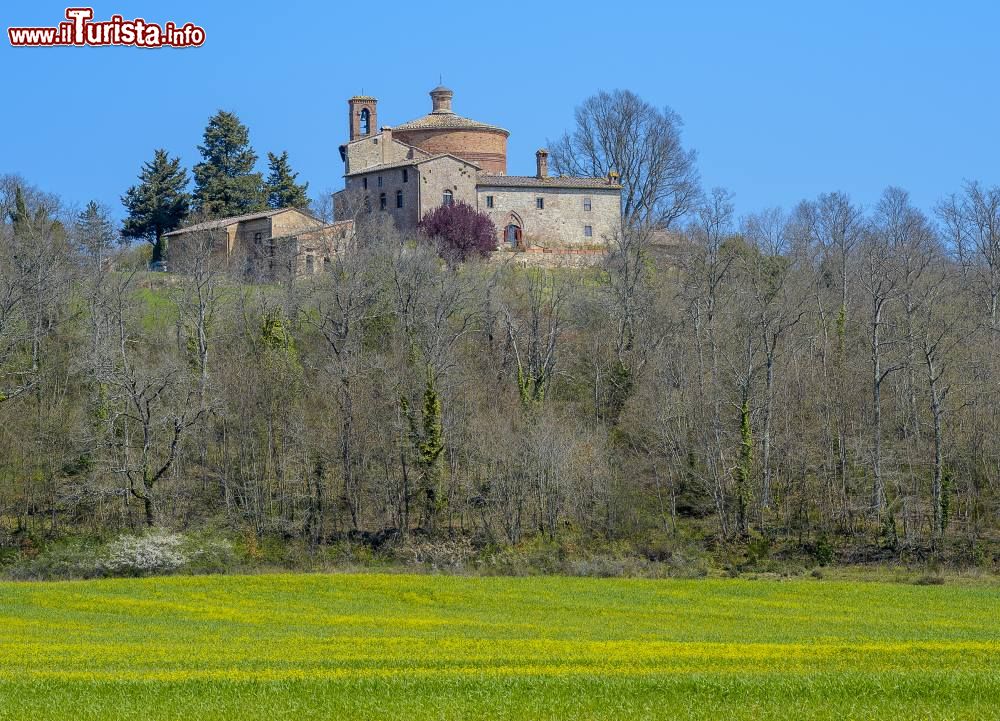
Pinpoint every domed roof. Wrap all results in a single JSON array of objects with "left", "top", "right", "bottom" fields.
[
  {"left": 393, "top": 113, "right": 509, "bottom": 134},
  {"left": 394, "top": 86, "right": 509, "bottom": 136}
]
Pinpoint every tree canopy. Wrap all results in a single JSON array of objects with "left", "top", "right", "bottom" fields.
[
  {"left": 265, "top": 151, "right": 310, "bottom": 209},
  {"left": 192, "top": 110, "right": 265, "bottom": 218},
  {"left": 121, "top": 149, "right": 190, "bottom": 263}
]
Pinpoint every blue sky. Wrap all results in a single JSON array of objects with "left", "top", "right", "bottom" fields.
[{"left": 2, "top": 0, "right": 998, "bottom": 222}]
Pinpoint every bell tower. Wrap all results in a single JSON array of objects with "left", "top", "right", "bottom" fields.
[{"left": 348, "top": 95, "right": 377, "bottom": 141}]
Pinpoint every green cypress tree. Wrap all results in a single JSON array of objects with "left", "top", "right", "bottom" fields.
[
  {"left": 9, "top": 185, "right": 66, "bottom": 243},
  {"left": 265, "top": 151, "right": 310, "bottom": 209},
  {"left": 192, "top": 110, "right": 266, "bottom": 219},
  {"left": 9, "top": 185, "right": 30, "bottom": 238},
  {"left": 121, "top": 149, "right": 190, "bottom": 263}
]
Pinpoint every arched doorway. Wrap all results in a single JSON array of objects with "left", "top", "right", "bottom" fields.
[{"left": 505, "top": 212, "right": 524, "bottom": 249}]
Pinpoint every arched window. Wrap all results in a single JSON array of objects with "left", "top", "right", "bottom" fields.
[
  {"left": 396, "top": 190, "right": 403, "bottom": 208},
  {"left": 443, "top": 189, "right": 454, "bottom": 206},
  {"left": 360, "top": 108, "right": 370, "bottom": 135}
]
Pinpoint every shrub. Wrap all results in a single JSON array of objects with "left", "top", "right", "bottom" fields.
[
  {"left": 418, "top": 201, "right": 497, "bottom": 262},
  {"left": 102, "top": 530, "right": 187, "bottom": 576},
  {"left": 180, "top": 533, "right": 237, "bottom": 574},
  {"left": 7, "top": 540, "right": 106, "bottom": 580}
]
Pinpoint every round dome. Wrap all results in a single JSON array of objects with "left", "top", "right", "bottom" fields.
[{"left": 393, "top": 87, "right": 509, "bottom": 174}]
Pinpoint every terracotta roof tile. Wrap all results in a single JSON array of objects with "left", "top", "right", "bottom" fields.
[
  {"left": 476, "top": 175, "right": 621, "bottom": 190},
  {"left": 345, "top": 154, "right": 480, "bottom": 177},
  {"left": 162, "top": 208, "right": 322, "bottom": 237},
  {"left": 393, "top": 112, "right": 509, "bottom": 135}
]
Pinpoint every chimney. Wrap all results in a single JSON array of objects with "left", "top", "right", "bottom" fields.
[
  {"left": 535, "top": 149, "right": 549, "bottom": 179},
  {"left": 348, "top": 95, "right": 377, "bottom": 141},
  {"left": 430, "top": 85, "right": 454, "bottom": 114},
  {"left": 381, "top": 126, "right": 392, "bottom": 162}
]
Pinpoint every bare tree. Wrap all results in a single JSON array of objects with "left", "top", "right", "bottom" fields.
[
  {"left": 740, "top": 208, "right": 807, "bottom": 517},
  {"left": 98, "top": 265, "right": 204, "bottom": 526},
  {"left": 936, "top": 181, "right": 1000, "bottom": 332},
  {"left": 549, "top": 89, "right": 700, "bottom": 231}
]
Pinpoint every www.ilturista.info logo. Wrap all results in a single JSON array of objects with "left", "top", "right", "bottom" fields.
[{"left": 8, "top": 7, "right": 205, "bottom": 48}]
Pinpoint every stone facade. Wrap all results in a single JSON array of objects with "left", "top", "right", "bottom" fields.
[
  {"left": 477, "top": 184, "right": 621, "bottom": 249},
  {"left": 162, "top": 207, "right": 350, "bottom": 279},
  {"left": 334, "top": 86, "right": 622, "bottom": 249}
]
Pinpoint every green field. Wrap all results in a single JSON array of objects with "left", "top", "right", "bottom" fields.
[{"left": 2, "top": 573, "right": 999, "bottom": 720}]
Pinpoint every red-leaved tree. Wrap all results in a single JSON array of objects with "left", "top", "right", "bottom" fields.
[{"left": 418, "top": 201, "right": 497, "bottom": 262}]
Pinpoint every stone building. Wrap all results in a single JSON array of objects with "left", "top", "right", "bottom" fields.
[
  {"left": 162, "top": 207, "right": 352, "bottom": 278},
  {"left": 334, "top": 86, "right": 622, "bottom": 249}
]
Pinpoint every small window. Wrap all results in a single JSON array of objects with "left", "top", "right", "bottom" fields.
[
  {"left": 362, "top": 177, "right": 368, "bottom": 190},
  {"left": 379, "top": 193, "right": 387, "bottom": 211},
  {"left": 486, "top": 195, "right": 494, "bottom": 209},
  {"left": 306, "top": 255, "right": 315, "bottom": 273},
  {"left": 443, "top": 189, "right": 454, "bottom": 206},
  {"left": 536, "top": 197, "right": 544, "bottom": 209},
  {"left": 584, "top": 225, "right": 593, "bottom": 238},
  {"left": 396, "top": 190, "right": 403, "bottom": 208},
  {"left": 583, "top": 197, "right": 592, "bottom": 212},
  {"left": 377, "top": 175, "right": 383, "bottom": 188},
  {"left": 323, "top": 257, "right": 331, "bottom": 270},
  {"left": 402, "top": 168, "right": 408, "bottom": 183},
  {"left": 253, "top": 232, "right": 262, "bottom": 242}
]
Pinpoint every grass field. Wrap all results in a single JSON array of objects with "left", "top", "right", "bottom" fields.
[{"left": 2, "top": 573, "right": 999, "bottom": 720}]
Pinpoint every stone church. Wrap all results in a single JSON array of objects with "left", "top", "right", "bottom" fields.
[{"left": 333, "top": 86, "right": 622, "bottom": 249}]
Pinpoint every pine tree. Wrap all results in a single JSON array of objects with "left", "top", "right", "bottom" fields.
[
  {"left": 75, "top": 201, "right": 116, "bottom": 264},
  {"left": 192, "top": 110, "right": 265, "bottom": 219},
  {"left": 265, "top": 151, "right": 310, "bottom": 209},
  {"left": 121, "top": 149, "right": 190, "bottom": 263}
]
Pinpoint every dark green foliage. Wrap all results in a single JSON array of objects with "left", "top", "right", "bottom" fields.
[
  {"left": 121, "top": 149, "right": 190, "bottom": 263},
  {"left": 401, "top": 369, "right": 446, "bottom": 529},
  {"left": 734, "top": 396, "right": 753, "bottom": 536},
  {"left": 265, "top": 151, "right": 310, "bottom": 209},
  {"left": 192, "top": 111, "right": 266, "bottom": 218}
]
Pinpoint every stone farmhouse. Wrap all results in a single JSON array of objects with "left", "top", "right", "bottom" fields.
[
  {"left": 333, "top": 86, "right": 622, "bottom": 249},
  {"left": 162, "top": 207, "right": 352, "bottom": 277}
]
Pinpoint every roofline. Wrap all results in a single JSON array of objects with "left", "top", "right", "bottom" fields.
[
  {"left": 476, "top": 177, "right": 622, "bottom": 190},
  {"left": 393, "top": 121, "right": 510, "bottom": 137},
  {"left": 162, "top": 206, "right": 324, "bottom": 237},
  {"left": 343, "top": 152, "right": 481, "bottom": 178}
]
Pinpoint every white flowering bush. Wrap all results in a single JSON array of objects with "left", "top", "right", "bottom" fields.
[{"left": 102, "top": 530, "right": 188, "bottom": 576}]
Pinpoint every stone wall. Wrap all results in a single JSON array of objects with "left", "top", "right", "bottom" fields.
[
  {"left": 476, "top": 185, "right": 620, "bottom": 248},
  {"left": 416, "top": 156, "right": 479, "bottom": 220},
  {"left": 343, "top": 163, "right": 421, "bottom": 230},
  {"left": 343, "top": 135, "right": 426, "bottom": 175}
]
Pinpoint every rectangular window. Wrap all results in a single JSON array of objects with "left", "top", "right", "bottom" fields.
[
  {"left": 583, "top": 197, "right": 592, "bottom": 211},
  {"left": 536, "top": 197, "right": 544, "bottom": 209},
  {"left": 377, "top": 175, "right": 383, "bottom": 188},
  {"left": 379, "top": 193, "right": 387, "bottom": 211},
  {"left": 402, "top": 168, "right": 408, "bottom": 183},
  {"left": 396, "top": 190, "right": 403, "bottom": 208},
  {"left": 584, "top": 225, "right": 593, "bottom": 238},
  {"left": 362, "top": 177, "right": 368, "bottom": 190},
  {"left": 486, "top": 195, "right": 494, "bottom": 209}
]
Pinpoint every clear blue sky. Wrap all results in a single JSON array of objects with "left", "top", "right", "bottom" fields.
[{"left": 2, "top": 0, "right": 998, "bottom": 221}]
